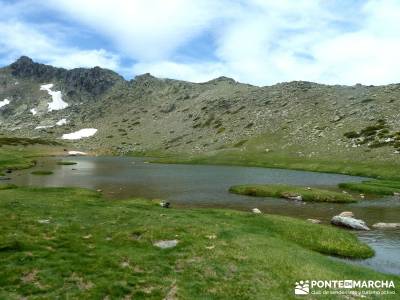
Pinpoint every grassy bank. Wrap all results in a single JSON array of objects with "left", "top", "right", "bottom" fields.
[
  {"left": 339, "top": 180, "right": 400, "bottom": 195},
  {"left": 229, "top": 184, "right": 356, "bottom": 203},
  {"left": 1, "top": 186, "right": 396, "bottom": 299},
  {"left": 0, "top": 147, "right": 37, "bottom": 171},
  {"left": 0, "top": 137, "right": 63, "bottom": 173},
  {"left": 147, "top": 149, "right": 400, "bottom": 180}
]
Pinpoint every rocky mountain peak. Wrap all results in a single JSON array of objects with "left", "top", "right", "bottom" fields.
[
  {"left": 10, "top": 56, "right": 65, "bottom": 80},
  {"left": 8, "top": 56, "right": 123, "bottom": 97},
  {"left": 206, "top": 76, "right": 237, "bottom": 85},
  {"left": 63, "top": 67, "right": 124, "bottom": 96},
  {"left": 133, "top": 73, "right": 157, "bottom": 82},
  {"left": 13, "top": 56, "right": 34, "bottom": 66}
]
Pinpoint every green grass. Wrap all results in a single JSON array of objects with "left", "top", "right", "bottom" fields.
[
  {"left": 147, "top": 149, "right": 400, "bottom": 180},
  {"left": 229, "top": 184, "right": 356, "bottom": 203},
  {"left": 1, "top": 186, "right": 396, "bottom": 299},
  {"left": 0, "top": 148, "right": 36, "bottom": 171},
  {"left": 339, "top": 180, "right": 400, "bottom": 195},
  {"left": 56, "top": 161, "right": 77, "bottom": 165},
  {"left": 0, "top": 141, "right": 62, "bottom": 174},
  {"left": 0, "top": 137, "right": 60, "bottom": 147},
  {"left": 31, "top": 171, "right": 53, "bottom": 176},
  {"left": 0, "top": 183, "right": 17, "bottom": 190}
]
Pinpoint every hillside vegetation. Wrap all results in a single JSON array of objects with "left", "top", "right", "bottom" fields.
[{"left": 0, "top": 57, "right": 399, "bottom": 176}]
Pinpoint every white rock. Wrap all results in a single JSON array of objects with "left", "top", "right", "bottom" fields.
[
  {"left": 35, "top": 125, "right": 54, "bottom": 129},
  {"left": 30, "top": 108, "right": 37, "bottom": 115},
  {"left": 62, "top": 128, "right": 97, "bottom": 140},
  {"left": 0, "top": 99, "right": 10, "bottom": 108},
  {"left": 331, "top": 216, "right": 370, "bottom": 230},
  {"left": 372, "top": 223, "right": 400, "bottom": 229},
  {"left": 153, "top": 240, "right": 178, "bottom": 249},
  {"left": 339, "top": 211, "right": 354, "bottom": 218},
  {"left": 38, "top": 219, "right": 50, "bottom": 224},
  {"left": 56, "top": 118, "right": 67, "bottom": 126},
  {"left": 40, "top": 83, "right": 68, "bottom": 111},
  {"left": 252, "top": 208, "right": 262, "bottom": 214},
  {"left": 307, "top": 218, "right": 321, "bottom": 224},
  {"left": 283, "top": 194, "right": 303, "bottom": 201}
]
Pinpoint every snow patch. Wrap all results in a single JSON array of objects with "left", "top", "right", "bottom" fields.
[
  {"left": 40, "top": 83, "right": 68, "bottom": 111},
  {"left": 30, "top": 108, "right": 37, "bottom": 115},
  {"left": 0, "top": 99, "right": 10, "bottom": 108},
  {"left": 68, "top": 151, "right": 87, "bottom": 156},
  {"left": 62, "top": 128, "right": 97, "bottom": 140},
  {"left": 56, "top": 118, "right": 67, "bottom": 126}
]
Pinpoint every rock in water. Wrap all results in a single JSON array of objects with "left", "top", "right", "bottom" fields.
[
  {"left": 154, "top": 240, "right": 178, "bottom": 249},
  {"left": 331, "top": 216, "right": 370, "bottom": 230},
  {"left": 338, "top": 211, "right": 354, "bottom": 218},
  {"left": 281, "top": 192, "right": 303, "bottom": 201},
  {"left": 252, "top": 208, "right": 262, "bottom": 214},
  {"left": 372, "top": 223, "right": 400, "bottom": 229}
]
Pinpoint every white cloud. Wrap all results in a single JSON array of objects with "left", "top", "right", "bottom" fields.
[
  {"left": 44, "top": 0, "right": 226, "bottom": 61},
  {"left": 0, "top": 20, "right": 119, "bottom": 70},
  {"left": 2, "top": 0, "right": 400, "bottom": 85},
  {"left": 132, "top": 61, "right": 227, "bottom": 83}
]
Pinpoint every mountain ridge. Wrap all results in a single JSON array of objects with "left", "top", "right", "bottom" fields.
[
  {"left": 6, "top": 55, "right": 394, "bottom": 88},
  {"left": 1, "top": 56, "right": 400, "bottom": 166}
]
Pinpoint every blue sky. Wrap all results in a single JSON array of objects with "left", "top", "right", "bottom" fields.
[{"left": 1, "top": 0, "right": 400, "bottom": 85}]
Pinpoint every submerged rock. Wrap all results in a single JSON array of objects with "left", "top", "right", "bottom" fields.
[
  {"left": 372, "top": 223, "right": 400, "bottom": 229},
  {"left": 331, "top": 216, "right": 370, "bottom": 231},
  {"left": 153, "top": 240, "right": 178, "bottom": 249}
]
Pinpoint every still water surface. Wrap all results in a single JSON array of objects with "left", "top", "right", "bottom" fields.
[{"left": 10, "top": 156, "right": 400, "bottom": 275}]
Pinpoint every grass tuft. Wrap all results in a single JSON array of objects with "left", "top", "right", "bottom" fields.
[
  {"left": 339, "top": 180, "right": 400, "bottom": 195},
  {"left": 31, "top": 170, "right": 53, "bottom": 175},
  {"left": 229, "top": 184, "right": 356, "bottom": 203}
]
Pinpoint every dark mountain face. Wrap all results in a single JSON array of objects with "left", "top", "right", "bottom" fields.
[
  {"left": 1, "top": 56, "right": 400, "bottom": 162},
  {"left": 9, "top": 56, "right": 124, "bottom": 97},
  {"left": 62, "top": 67, "right": 125, "bottom": 97},
  {"left": 10, "top": 56, "right": 66, "bottom": 80}
]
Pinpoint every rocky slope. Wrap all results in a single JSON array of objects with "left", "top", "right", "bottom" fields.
[{"left": 1, "top": 56, "right": 400, "bottom": 162}]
